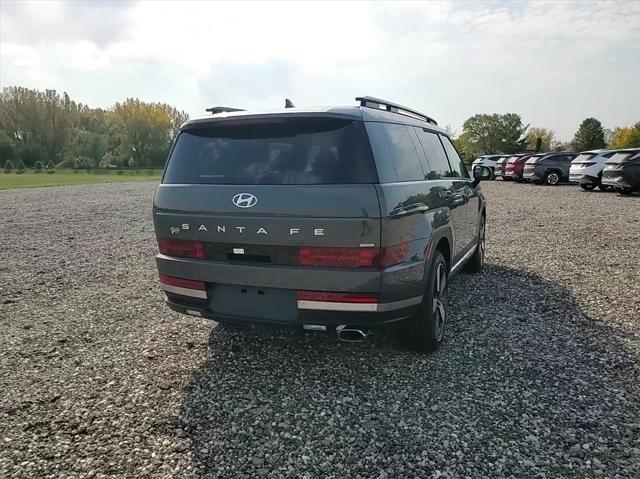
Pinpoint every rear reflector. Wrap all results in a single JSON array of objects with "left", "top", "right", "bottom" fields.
[
  {"left": 158, "top": 238, "right": 205, "bottom": 259},
  {"left": 379, "top": 243, "right": 410, "bottom": 267},
  {"left": 297, "top": 291, "right": 378, "bottom": 303},
  {"left": 298, "top": 246, "right": 378, "bottom": 268},
  {"left": 159, "top": 274, "right": 206, "bottom": 291}
]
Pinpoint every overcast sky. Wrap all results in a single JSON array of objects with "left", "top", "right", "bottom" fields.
[{"left": 1, "top": 0, "right": 639, "bottom": 140}]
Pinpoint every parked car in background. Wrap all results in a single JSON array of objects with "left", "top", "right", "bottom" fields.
[
  {"left": 522, "top": 152, "right": 578, "bottom": 185},
  {"left": 504, "top": 154, "right": 534, "bottom": 182},
  {"left": 153, "top": 96, "right": 489, "bottom": 353},
  {"left": 494, "top": 156, "right": 511, "bottom": 180},
  {"left": 601, "top": 148, "right": 640, "bottom": 195},
  {"left": 522, "top": 153, "right": 546, "bottom": 182},
  {"left": 472, "top": 154, "right": 504, "bottom": 180},
  {"left": 569, "top": 149, "right": 617, "bottom": 191}
]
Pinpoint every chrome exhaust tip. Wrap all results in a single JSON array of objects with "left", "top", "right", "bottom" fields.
[{"left": 336, "top": 325, "right": 370, "bottom": 342}]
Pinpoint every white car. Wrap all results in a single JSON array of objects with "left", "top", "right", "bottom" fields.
[
  {"left": 471, "top": 155, "right": 505, "bottom": 180},
  {"left": 569, "top": 149, "right": 617, "bottom": 191}
]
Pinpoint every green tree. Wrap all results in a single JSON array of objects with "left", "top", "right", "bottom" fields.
[
  {"left": 525, "top": 127, "right": 556, "bottom": 152},
  {"left": 111, "top": 99, "right": 188, "bottom": 168},
  {"left": 573, "top": 118, "right": 606, "bottom": 151},
  {"left": 458, "top": 113, "right": 529, "bottom": 157},
  {"left": 0, "top": 130, "right": 16, "bottom": 162}
]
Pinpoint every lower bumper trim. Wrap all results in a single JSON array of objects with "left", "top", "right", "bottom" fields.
[
  {"left": 160, "top": 284, "right": 208, "bottom": 299},
  {"left": 297, "top": 295, "right": 423, "bottom": 312}
]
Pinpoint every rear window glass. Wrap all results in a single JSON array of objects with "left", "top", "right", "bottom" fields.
[
  {"left": 164, "top": 118, "right": 377, "bottom": 185},
  {"left": 573, "top": 153, "right": 596, "bottom": 162},
  {"left": 607, "top": 152, "right": 634, "bottom": 163}
]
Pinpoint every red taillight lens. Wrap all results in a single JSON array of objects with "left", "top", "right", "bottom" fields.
[
  {"left": 157, "top": 238, "right": 205, "bottom": 259},
  {"left": 159, "top": 274, "right": 206, "bottom": 291},
  {"left": 380, "top": 243, "right": 410, "bottom": 267},
  {"left": 297, "top": 247, "right": 378, "bottom": 268},
  {"left": 297, "top": 291, "right": 378, "bottom": 303}
]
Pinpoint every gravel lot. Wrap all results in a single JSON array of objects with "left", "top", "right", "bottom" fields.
[{"left": 1, "top": 180, "right": 639, "bottom": 478}]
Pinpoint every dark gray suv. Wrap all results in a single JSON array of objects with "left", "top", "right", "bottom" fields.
[{"left": 153, "top": 97, "right": 488, "bottom": 352}]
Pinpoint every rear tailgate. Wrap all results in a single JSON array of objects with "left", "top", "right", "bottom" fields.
[{"left": 154, "top": 115, "right": 383, "bottom": 295}]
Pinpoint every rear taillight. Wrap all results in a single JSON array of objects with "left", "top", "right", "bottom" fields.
[
  {"left": 297, "top": 291, "right": 378, "bottom": 303},
  {"left": 298, "top": 246, "right": 378, "bottom": 268},
  {"left": 297, "top": 243, "right": 409, "bottom": 269},
  {"left": 159, "top": 274, "right": 206, "bottom": 291},
  {"left": 157, "top": 238, "right": 205, "bottom": 259}
]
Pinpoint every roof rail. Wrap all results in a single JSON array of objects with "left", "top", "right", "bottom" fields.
[
  {"left": 356, "top": 96, "right": 437, "bottom": 125},
  {"left": 206, "top": 106, "right": 246, "bottom": 114}
]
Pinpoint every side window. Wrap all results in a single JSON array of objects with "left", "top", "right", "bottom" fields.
[
  {"left": 365, "top": 122, "right": 425, "bottom": 182},
  {"left": 414, "top": 128, "right": 453, "bottom": 180},
  {"left": 383, "top": 124, "right": 425, "bottom": 181},
  {"left": 440, "top": 135, "right": 469, "bottom": 178}
]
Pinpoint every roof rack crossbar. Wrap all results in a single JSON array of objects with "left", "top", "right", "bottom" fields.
[
  {"left": 206, "top": 106, "right": 246, "bottom": 114},
  {"left": 356, "top": 96, "right": 438, "bottom": 125}
]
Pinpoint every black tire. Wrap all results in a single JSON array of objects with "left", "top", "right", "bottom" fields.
[
  {"left": 464, "top": 215, "right": 485, "bottom": 274},
  {"left": 401, "top": 251, "right": 448, "bottom": 353},
  {"left": 599, "top": 184, "right": 613, "bottom": 192},
  {"left": 545, "top": 171, "right": 561, "bottom": 186},
  {"left": 580, "top": 183, "right": 596, "bottom": 191},
  {"left": 616, "top": 187, "right": 633, "bottom": 196}
]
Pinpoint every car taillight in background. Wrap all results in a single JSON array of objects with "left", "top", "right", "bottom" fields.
[{"left": 157, "top": 238, "right": 205, "bottom": 259}]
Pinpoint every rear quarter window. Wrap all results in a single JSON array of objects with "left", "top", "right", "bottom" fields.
[
  {"left": 163, "top": 117, "right": 377, "bottom": 185},
  {"left": 365, "top": 122, "right": 425, "bottom": 182}
]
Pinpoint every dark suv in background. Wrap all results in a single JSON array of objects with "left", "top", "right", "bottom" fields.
[
  {"left": 601, "top": 148, "right": 640, "bottom": 195},
  {"left": 153, "top": 96, "right": 488, "bottom": 352},
  {"left": 522, "top": 152, "right": 577, "bottom": 185}
]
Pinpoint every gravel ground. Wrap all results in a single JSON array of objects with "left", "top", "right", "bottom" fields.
[{"left": 1, "top": 180, "right": 639, "bottom": 478}]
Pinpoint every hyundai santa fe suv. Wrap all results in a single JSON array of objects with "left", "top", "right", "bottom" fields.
[{"left": 153, "top": 96, "right": 488, "bottom": 352}]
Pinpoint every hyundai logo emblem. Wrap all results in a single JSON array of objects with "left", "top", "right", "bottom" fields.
[{"left": 232, "top": 193, "right": 258, "bottom": 208}]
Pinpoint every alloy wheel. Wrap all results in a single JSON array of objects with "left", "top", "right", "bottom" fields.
[
  {"left": 432, "top": 263, "right": 447, "bottom": 341},
  {"left": 547, "top": 172, "right": 560, "bottom": 185},
  {"left": 479, "top": 219, "right": 486, "bottom": 266}
]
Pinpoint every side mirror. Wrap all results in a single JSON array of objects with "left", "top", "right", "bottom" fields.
[{"left": 472, "top": 165, "right": 491, "bottom": 186}]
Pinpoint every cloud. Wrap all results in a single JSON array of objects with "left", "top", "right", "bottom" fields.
[{"left": 1, "top": 0, "right": 638, "bottom": 139}]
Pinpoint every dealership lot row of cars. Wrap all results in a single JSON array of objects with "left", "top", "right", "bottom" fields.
[{"left": 472, "top": 148, "right": 640, "bottom": 194}]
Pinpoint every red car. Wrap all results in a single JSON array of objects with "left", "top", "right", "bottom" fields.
[{"left": 504, "top": 154, "right": 534, "bottom": 182}]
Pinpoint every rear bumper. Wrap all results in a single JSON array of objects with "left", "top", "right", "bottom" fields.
[
  {"left": 569, "top": 173, "right": 598, "bottom": 185},
  {"left": 165, "top": 296, "right": 418, "bottom": 329},
  {"left": 156, "top": 254, "right": 425, "bottom": 328}
]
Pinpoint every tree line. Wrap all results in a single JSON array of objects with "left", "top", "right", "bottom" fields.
[
  {"left": 453, "top": 113, "right": 640, "bottom": 162},
  {"left": 0, "top": 86, "right": 189, "bottom": 171},
  {"left": 1, "top": 86, "right": 638, "bottom": 170}
]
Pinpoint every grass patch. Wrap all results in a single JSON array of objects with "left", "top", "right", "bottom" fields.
[{"left": 0, "top": 170, "right": 163, "bottom": 190}]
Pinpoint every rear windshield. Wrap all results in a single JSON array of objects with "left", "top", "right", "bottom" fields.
[
  {"left": 607, "top": 152, "right": 634, "bottom": 163},
  {"left": 164, "top": 117, "right": 377, "bottom": 185},
  {"left": 573, "top": 153, "right": 596, "bottom": 163}
]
